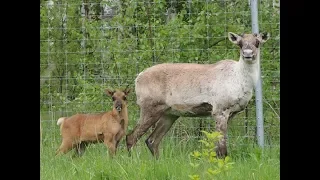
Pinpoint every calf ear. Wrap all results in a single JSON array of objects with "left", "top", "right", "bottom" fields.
[
  {"left": 105, "top": 89, "right": 114, "bottom": 96},
  {"left": 123, "top": 85, "right": 131, "bottom": 95},
  {"left": 257, "top": 32, "right": 270, "bottom": 43},
  {"left": 124, "top": 88, "right": 131, "bottom": 96},
  {"left": 228, "top": 32, "right": 241, "bottom": 44}
]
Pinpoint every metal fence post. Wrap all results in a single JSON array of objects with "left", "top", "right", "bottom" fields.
[{"left": 250, "top": 0, "right": 264, "bottom": 147}]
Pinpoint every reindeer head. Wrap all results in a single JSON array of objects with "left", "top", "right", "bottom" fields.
[
  {"left": 228, "top": 32, "right": 269, "bottom": 63},
  {"left": 105, "top": 86, "right": 131, "bottom": 113}
]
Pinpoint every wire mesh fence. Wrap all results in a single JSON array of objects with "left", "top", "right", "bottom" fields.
[{"left": 40, "top": 0, "right": 280, "bottom": 149}]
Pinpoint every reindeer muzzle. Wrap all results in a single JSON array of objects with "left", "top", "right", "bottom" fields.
[{"left": 242, "top": 49, "right": 254, "bottom": 59}]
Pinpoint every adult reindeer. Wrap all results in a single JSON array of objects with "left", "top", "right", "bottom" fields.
[{"left": 126, "top": 32, "right": 269, "bottom": 158}]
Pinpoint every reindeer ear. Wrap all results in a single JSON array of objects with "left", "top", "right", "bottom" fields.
[
  {"left": 105, "top": 89, "right": 114, "bottom": 96},
  {"left": 228, "top": 32, "right": 241, "bottom": 44},
  {"left": 257, "top": 32, "right": 270, "bottom": 43}
]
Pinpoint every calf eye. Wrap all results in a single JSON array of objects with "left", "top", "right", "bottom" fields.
[
  {"left": 123, "top": 96, "right": 127, "bottom": 101},
  {"left": 112, "top": 97, "right": 115, "bottom": 101}
]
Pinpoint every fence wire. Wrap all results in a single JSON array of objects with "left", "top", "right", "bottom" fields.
[{"left": 40, "top": 0, "right": 280, "bottom": 148}]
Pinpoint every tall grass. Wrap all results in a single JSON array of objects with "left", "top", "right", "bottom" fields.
[
  {"left": 40, "top": 111, "right": 279, "bottom": 180},
  {"left": 41, "top": 132, "right": 279, "bottom": 180}
]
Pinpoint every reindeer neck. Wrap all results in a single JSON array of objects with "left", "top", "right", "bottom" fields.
[{"left": 238, "top": 49, "right": 261, "bottom": 87}]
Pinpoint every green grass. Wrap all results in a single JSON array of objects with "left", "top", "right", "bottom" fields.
[
  {"left": 41, "top": 135, "right": 279, "bottom": 180},
  {"left": 40, "top": 111, "right": 279, "bottom": 180}
]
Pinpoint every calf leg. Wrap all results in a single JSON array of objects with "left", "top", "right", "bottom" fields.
[
  {"left": 145, "top": 114, "right": 179, "bottom": 159},
  {"left": 103, "top": 133, "right": 117, "bottom": 157},
  {"left": 56, "top": 138, "right": 74, "bottom": 156},
  {"left": 115, "top": 129, "right": 125, "bottom": 148},
  {"left": 74, "top": 142, "right": 87, "bottom": 157},
  {"left": 126, "top": 104, "right": 168, "bottom": 152}
]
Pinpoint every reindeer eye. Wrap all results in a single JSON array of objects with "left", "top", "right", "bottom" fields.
[
  {"left": 123, "top": 96, "right": 127, "bottom": 101},
  {"left": 238, "top": 41, "right": 243, "bottom": 48},
  {"left": 112, "top": 97, "right": 115, "bottom": 101},
  {"left": 255, "top": 40, "right": 260, "bottom": 47}
]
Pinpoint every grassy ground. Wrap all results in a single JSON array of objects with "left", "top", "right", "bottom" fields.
[
  {"left": 40, "top": 133, "right": 279, "bottom": 180},
  {"left": 40, "top": 111, "right": 279, "bottom": 180}
]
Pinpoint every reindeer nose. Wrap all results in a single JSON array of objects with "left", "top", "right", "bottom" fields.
[{"left": 243, "top": 49, "right": 253, "bottom": 58}]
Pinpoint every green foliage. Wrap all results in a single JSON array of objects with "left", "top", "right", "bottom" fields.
[
  {"left": 189, "top": 131, "right": 234, "bottom": 180},
  {"left": 40, "top": 0, "right": 279, "bottom": 145}
]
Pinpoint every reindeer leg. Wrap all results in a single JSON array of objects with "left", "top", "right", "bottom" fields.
[
  {"left": 126, "top": 104, "right": 168, "bottom": 152},
  {"left": 145, "top": 114, "right": 179, "bottom": 159},
  {"left": 213, "top": 111, "right": 230, "bottom": 158}
]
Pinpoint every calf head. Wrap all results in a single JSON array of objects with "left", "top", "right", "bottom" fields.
[{"left": 105, "top": 87, "right": 131, "bottom": 113}]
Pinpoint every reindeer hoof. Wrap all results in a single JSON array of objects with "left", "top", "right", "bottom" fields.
[
  {"left": 145, "top": 138, "right": 155, "bottom": 156},
  {"left": 216, "top": 148, "right": 228, "bottom": 159}
]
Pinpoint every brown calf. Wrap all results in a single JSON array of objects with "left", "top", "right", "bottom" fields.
[{"left": 56, "top": 88, "right": 130, "bottom": 157}]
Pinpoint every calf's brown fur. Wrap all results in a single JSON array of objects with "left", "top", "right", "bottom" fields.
[{"left": 56, "top": 88, "right": 130, "bottom": 157}]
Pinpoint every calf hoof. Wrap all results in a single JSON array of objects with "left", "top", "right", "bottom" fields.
[{"left": 126, "top": 135, "right": 133, "bottom": 151}]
